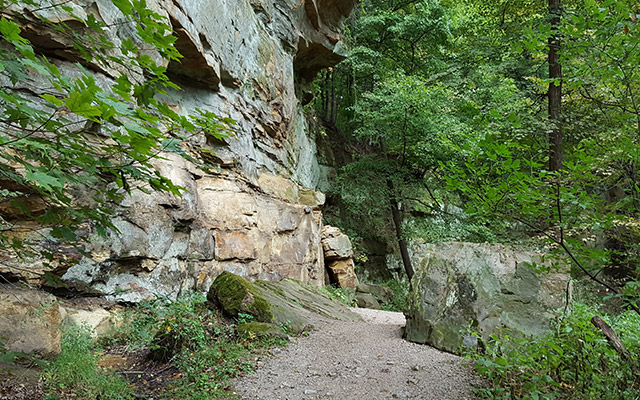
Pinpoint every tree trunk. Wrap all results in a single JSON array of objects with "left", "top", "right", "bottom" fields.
[
  {"left": 324, "top": 71, "right": 331, "bottom": 122},
  {"left": 330, "top": 70, "right": 337, "bottom": 125},
  {"left": 387, "top": 180, "right": 415, "bottom": 280},
  {"left": 548, "top": 0, "right": 563, "bottom": 171}
]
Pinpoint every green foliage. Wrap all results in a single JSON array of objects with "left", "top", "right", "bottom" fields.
[
  {"left": 45, "top": 324, "right": 134, "bottom": 400},
  {"left": 101, "top": 291, "right": 285, "bottom": 400},
  {"left": 320, "top": 285, "right": 357, "bottom": 307},
  {"left": 237, "top": 312, "right": 255, "bottom": 325},
  {"left": 404, "top": 213, "right": 497, "bottom": 243},
  {"left": 169, "top": 345, "right": 251, "bottom": 400},
  {"left": 332, "top": 0, "right": 640, "bottom": 315},
  {"left": 379, "top": 279, "right": 409, "bottom": 313},
  {"left": 149, "top": 292, "right": 213, "bottom": 362},
  {"left": 466, "top": 303, "right": 640, "bottom": 399},
  {"left": 441, "top": 0, "right": 640, "bottom": 306},
  {"left": 278, "top": 320, "right": 293, "bottom": 336},
  {"left": 0, "top": 0, "right": 232, "bottom": 270}
]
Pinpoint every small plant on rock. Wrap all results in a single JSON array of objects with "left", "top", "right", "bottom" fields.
[{"left": 321, "top": 285, "right": 356, "bottom": 306}]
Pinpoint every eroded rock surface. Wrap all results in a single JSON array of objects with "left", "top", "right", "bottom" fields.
[
  {"left": 321, "top": 225, "right": 359, "bottom": 289},
  {"left": 405, "top": 241, "right": 572, "bottom": 353},
  {"left": 208, "top": 271, "right": 361, "bottom": 334},
  {"left": 0, "top": 285, "right": 62, "bottom": 358},
  {"left": 61, "top": 165, "right": 327, "bottom": 302},
  {"left": 2, "top": 0, "right": 355, "bottom": 303}
]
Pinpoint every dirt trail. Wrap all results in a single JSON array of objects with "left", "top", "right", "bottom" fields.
[{"left": 232, "top": 308, "right": 481, "bottom": 400}]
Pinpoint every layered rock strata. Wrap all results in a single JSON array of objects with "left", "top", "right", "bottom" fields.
[
  {"left": 321, "top": 225, "right": 359, "bottom": 289},
  {"left": 1, "top": 0, "right": 356, "bottom": 302},
  {"left": 61, "top": 164, "right": 327, "bottom": 302}
]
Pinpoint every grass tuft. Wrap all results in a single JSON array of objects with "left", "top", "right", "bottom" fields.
[{"left": 44, "top": 324, "right": 134, "bottom": 400}]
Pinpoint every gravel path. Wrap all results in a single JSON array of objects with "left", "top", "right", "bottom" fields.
[{"left": 232, "top": 308, "right": 481, "bottom": 400}]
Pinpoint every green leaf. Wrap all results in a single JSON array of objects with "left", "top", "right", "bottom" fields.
[
  {"left": 25, "top": 170, "right": 65, "bottom": 191},
  {"left": 65, "top": 91, "right": 101, "bottom": 118},
  {"left": 40, "top": 94, "right": 63, "bottom": 107},
  {"left": 0, "top": 17, "right": 25, "bottom": 44}
]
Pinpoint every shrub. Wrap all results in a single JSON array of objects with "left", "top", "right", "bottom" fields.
[
  {"left": 380, "top": 279, "right": 409, "bottom": 313},
  {"left": 100, "top": 291, "right": 286, "bottom": 400},
  {"left": 320, "top": 285, "right": 356, "bottom": 306},
  {"left": 466, "top": 303, "right": 640, "bottom": 399},
  {"left": 148, "top": 292, "right": 212, "bottom": 362}
]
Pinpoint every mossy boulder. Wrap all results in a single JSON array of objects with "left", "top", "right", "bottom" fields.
[
  {"left": 207, "top": 271, "right": 273, "bottom": 322},
  {"left": 207, "top": 272, "right": 362, "bottom": 335}
]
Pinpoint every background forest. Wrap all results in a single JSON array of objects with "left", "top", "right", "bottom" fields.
[{"left": 315, "top": 0, "right": 640, "bottom": 397}]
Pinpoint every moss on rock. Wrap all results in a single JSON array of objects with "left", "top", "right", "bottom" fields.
[
  {"left": 207, "top": 272, "right": 274, "bottom": 322},
  {"left": 236, "top": 322, "right": 287, "bottom": 340},
  {"left": 208, "top": 272, "right": 362, "bottom": 336}
]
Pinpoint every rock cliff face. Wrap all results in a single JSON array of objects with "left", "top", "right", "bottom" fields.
[{"left": 2, "top": 0, "right": 355, "bottom": 302}]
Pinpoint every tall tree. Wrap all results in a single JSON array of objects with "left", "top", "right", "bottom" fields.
[{"left": 548, "top": 0, "right": 563, "bottom": 171}]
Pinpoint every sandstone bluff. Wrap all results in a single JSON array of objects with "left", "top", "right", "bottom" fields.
[{"left": 0, "top": 0, "right": 357, "bottom": 304}]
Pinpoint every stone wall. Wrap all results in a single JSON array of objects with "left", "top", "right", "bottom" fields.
[{"left": 0, "top": 0, "right": 355, "bottom": 301}]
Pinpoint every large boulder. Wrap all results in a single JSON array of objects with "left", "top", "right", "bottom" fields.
[
  {"left": 60, "top": 303, "right": 122, "bottom": 338},
  {"left": 355, "top": 292, "right": 380, "bottom": 309},
  {"left": 0, "top": 285, "right": 62, "bottom": 358},
  {"left": 356, "top": 282, "right": 394, "bottom": 309},
  {"left": 207, "top": 271, "right": 361, "bottom": 334},
  {"left": 321, "top": 225, "right": 359, "bottom": 289},
  {"left": 321, "top": 226, "right": 354, "bottom": 259},
  {"left": 405, "top": 242, "right": 571, "bottom": 353}
]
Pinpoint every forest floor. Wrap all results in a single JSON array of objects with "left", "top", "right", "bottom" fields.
[{"left": 231, "top": 308, "right": 482, "bottom": 400}]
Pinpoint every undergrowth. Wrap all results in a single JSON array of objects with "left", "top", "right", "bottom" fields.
[
  {"left": 44, "top": 324, "right": 134, "bottom": 400},
  {"left": 379, "top": 279, "right": 408, "bottom": 312},
  {"left": 465, "top": 303, "right": 640, "bottom": 399},
  {"left": 46, "top": 292, "right": 288, "bottom": 400},
  {"left": 320, "top": 285, "right": 356, "bottom": 306}
]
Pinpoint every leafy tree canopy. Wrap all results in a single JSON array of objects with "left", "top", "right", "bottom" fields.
[{"left": 319, "top": 0, "right": 640, "bottom": 309}]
